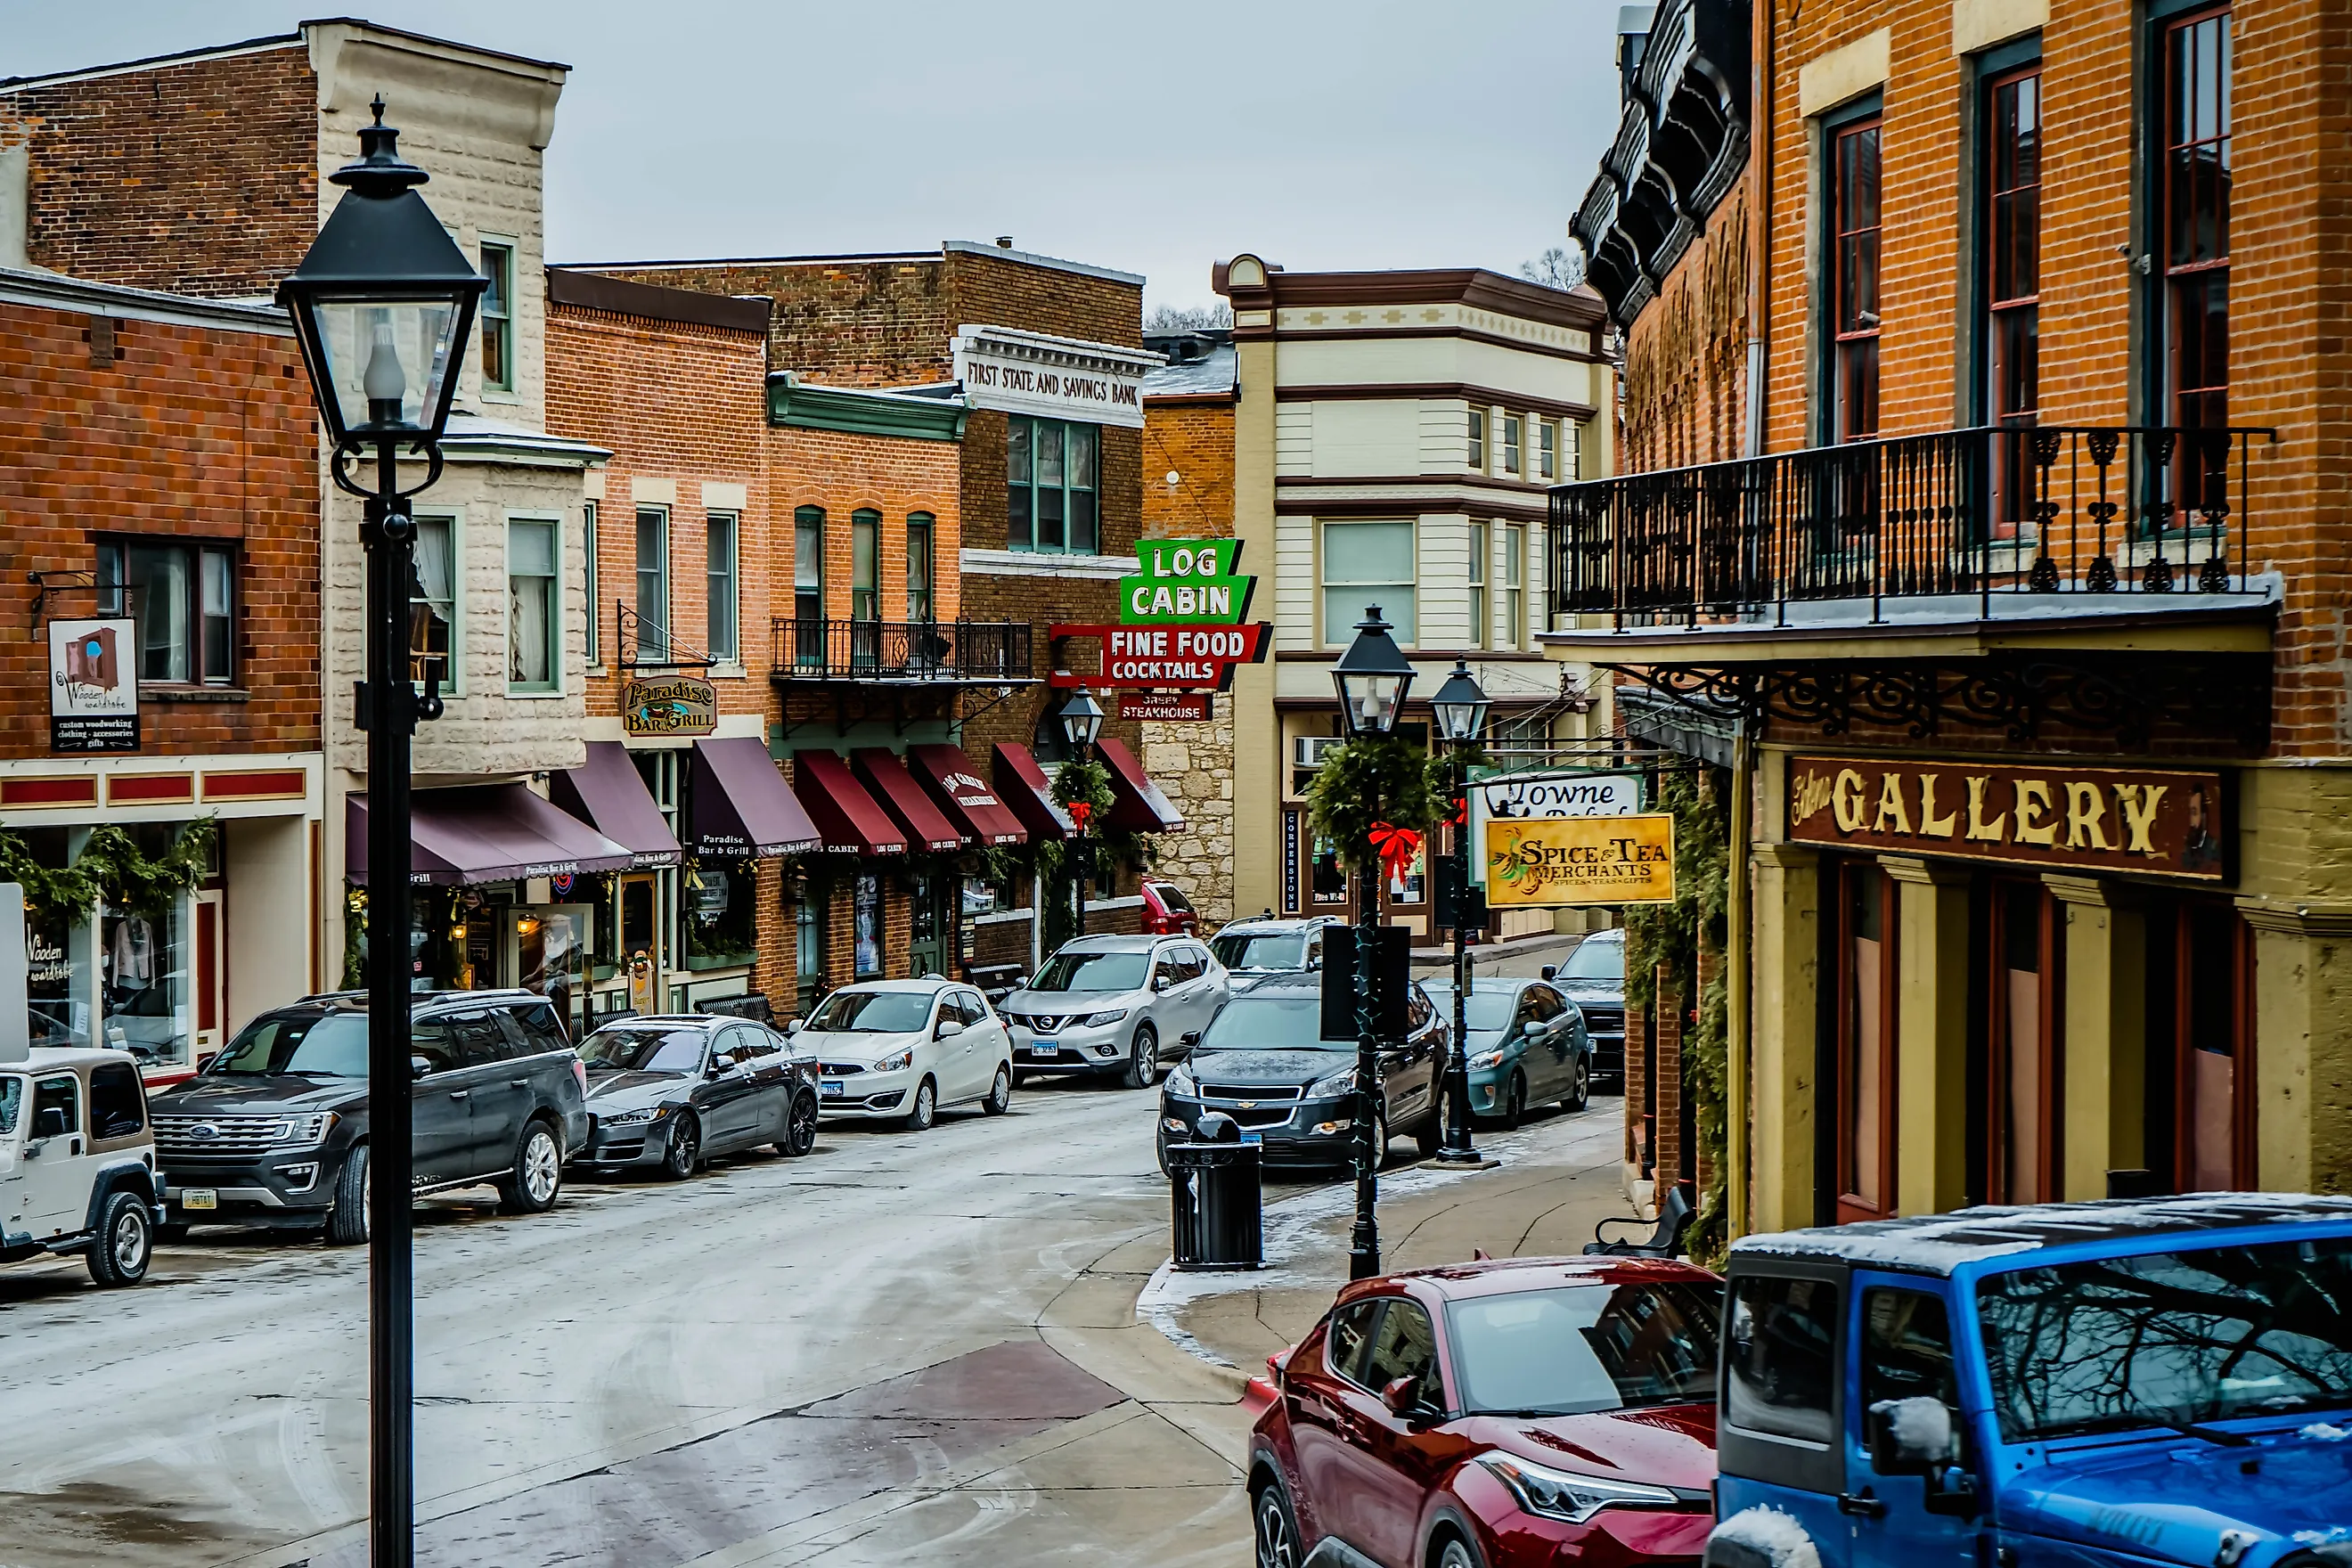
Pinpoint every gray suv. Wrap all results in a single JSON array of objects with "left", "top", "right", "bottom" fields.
[
  {"left": 151, "top": 989, "right": 592, "bottom": 1244},
  {"left": 999, "top": 934, "right": 1229, "bottom": 1088}
]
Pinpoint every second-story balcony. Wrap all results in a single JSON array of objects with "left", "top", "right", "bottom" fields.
[{"left": 769, "top": 618, "right": 1033, "bottom": 687}]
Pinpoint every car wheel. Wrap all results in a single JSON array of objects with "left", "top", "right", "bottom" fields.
[
  {"left": 902, "top": 1076, "right": 937, "bottom": 1132},
  {"left": 1503, "top": 1070, "right": 1527, "bottom": 1131},
  {"left": 1155, "top": 1134, "right": 1172, "bottom": 1178},
  {"left": 1435, "top": 1531, "right": 1485, "bottom": 1568},
  {"left": 86, "top": 1189, "right": 152, "bottom": 1287},
  {"left": 497, "top": 1121, "right": 564, "bottom": 1214},
  {"left": 778, "top": 1090, "right": 820, "bottom": 1156},
  {"left": 982, "top": 1063, "right": 1012, "bottom": 1115},
  {"left": 1252, "top": 1479, "right": 1303, "bottom": 1568},
  {"left": 661, "top": 1113, "right": 702, "bottom": 1180},
  {"left": 324, "top": 1146, "right": 370, "bottom": 1246},
  {"left": 1565, "top": 1054, "right": 1591, "bottom": 1113},
  {"left": 1123, "top": 1024, "right": 1159, "bottom": 1090}
]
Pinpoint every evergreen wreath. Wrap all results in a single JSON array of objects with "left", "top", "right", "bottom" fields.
[
  {"left": 1303, "top": 736, "right": 1448, "bottom": 873},
  {"left": 0, "top": 819, "right": 218, "bottom": 920}
]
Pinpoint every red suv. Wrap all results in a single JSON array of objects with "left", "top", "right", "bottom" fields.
[
  {"left": 1138, "top": 878, "right": 1198, "bottom": 935},
  {"left": 1248, "top": 1255, "right": 1721, "bottom": 1568}
]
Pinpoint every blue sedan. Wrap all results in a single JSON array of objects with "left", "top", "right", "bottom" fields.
[{"left": 1421, "top": 975, "right": 1592, "bottom": 1126}]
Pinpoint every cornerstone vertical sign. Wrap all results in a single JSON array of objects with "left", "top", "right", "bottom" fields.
[{"left": 48, "top": 618, "right": 139, "bottom": 753}]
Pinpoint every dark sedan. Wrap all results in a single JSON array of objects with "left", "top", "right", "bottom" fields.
[
  {"left": 570, "top": 1016, "right": 818, "bottom": 1179},
  {"left": 1550, "top": 929, "right": 1627, "bottom": 1083}
]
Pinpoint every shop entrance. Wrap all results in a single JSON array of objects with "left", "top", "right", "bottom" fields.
[
  {"left": 2144, "top": 894, "right": 2255, "bottom": 1191},
  {"left": 1833, "top": 861, "right": 1898, "bottom": 1223},
  {"left": 909, "top": 873, "right": 952, "bottom": 978},
  {"left": 1984, "top": 878, "right": 2060, "bottom": 1205}
]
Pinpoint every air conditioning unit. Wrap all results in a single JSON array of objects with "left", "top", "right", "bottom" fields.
[{"left": 1294, "top": 736, "right": 1345, "bottom": 769}]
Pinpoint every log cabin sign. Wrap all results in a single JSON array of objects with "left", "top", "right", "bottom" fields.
[{"left": 1787, "top": 755, "right": 2225, "bottom": 879}]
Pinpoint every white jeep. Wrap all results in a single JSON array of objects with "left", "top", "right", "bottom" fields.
[{"left": 0, "top": 1047, "right": 164, "bottom": 1286}]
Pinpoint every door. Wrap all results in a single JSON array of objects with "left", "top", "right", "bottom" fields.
[
  {"left": 407, "top": 1019, "right": 478, "bottom": 1182},
  {"left": 962, "top": 991, "right": 1011, "bottom": 1088},
  {"left": 1181, "top": 943, "right": 1226, "bottom": 1040},
  {"left": 938, "top": 995, "right": 989, "bottom": 1102},
  {"left": 1340, "top": 1297, "right": 1453, "bottom": 1568},
  {"left": 697, "top": 1026, "right": 765, "bottom": 1149},
  {"left": 194, "top": 888, "right": 225, "bottom": 1062},
  {"left": 20, "top": 1071, "right": 93, "bottom": 1238},
  {"left": 1837, "top": 863, "right": 1899, "bottom": 1222},
  {"left": 1380, "top": 986, "right": 1439, "bottom": 1129},
  {"left": 908, "top": 876, "right": 948, "bottom": 980},
  {"left": 1288, "top": 1299, "right": 1380, "bottom": 1554},
  {"left": 1720, "top": 1270, "right": 1852, "bottom": 1568},
  {"left": 0, "top": 1075, "right": 24, "bottom": 1237},
  {"left": 442, "top": 1007, "right": 530, "bottom": 1177},
  {"left": 1523, "top": 984, "right": 1577, "bottom": 1102},
  {"left": 1843, "top": 1278, "right": 1983, "bottom": 1564}
]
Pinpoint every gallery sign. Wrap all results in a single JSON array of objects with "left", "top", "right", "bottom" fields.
[
  {"left": 953, "top": 324, "right": 1157, "bottom": 430},
  {"left": 1047, "top": 623, "right": 1270, "bottom": 690},
  {"left": 1485, "top": 814, "right": 1678, "bottom": 907},
  {"left": 1122, "top": 539, "right": 1255, "bottom": 625},
  {"left": 48, "top": 618, "right": 138, "bottom": 754},
  {"left": 1785, "top": 755, "right": 2225, "bottom": 879},
  {"left": 621, "top": 675, "right": 718, "bottom": 739}
]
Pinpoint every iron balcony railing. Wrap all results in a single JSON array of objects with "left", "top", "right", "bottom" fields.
[
  {"left": 1549, "top": 424, "right": 2277, "bottom": 627},
  {"left": 769, "top": 617, "right": 1033, "bottom": 683}
]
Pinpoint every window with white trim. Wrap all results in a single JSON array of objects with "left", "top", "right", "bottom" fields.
[
  {"left": 1467, "top": 520, "right": 1488, "bottom": 649},
  {"left": 479, "top": 241, "right": 515, "bottom": 394},
  {"left": 1503, "top": 524, "right": 1526, "bottom": 648},
  {"left": 1539, "top": 421, "right": 1558, "bottom": 480},
  {"left": 1502, "top": 415, "right": 1523, "bottom": 477},
  {"left": 1467, "top": 409, "right": 1487, "bottom": 470},
  {"left": 412, "top": 514, "right": 456, "bottom": 692}
]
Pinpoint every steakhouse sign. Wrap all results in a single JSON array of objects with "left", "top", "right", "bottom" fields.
[
  {"left": 1484, "top": 814, "right": 1677, "bottom": 907},
  {"left": 1785, "top": 755, "right": 2226, "bottom": 879}
]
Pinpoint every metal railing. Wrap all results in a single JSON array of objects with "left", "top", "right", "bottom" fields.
[
  {"left": 1550, "top": 424, "right": 2276, "bottom": 626},
  {"left": 768, "top": 617, "right": 1032, "bottom": 682}
]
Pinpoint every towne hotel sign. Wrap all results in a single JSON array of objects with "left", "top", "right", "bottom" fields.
[{"left": 1786, "top": 755, "right": 2226, "bottom": 879}]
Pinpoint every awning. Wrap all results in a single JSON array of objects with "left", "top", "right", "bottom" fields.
[
  {"left": 908, "top": 743, "right": 1026, "bottom": 846},
  {"left": 851, "top": 748, "right": 967, "bottom": 853},
  {"left": 549, "top": 741, "right": 683, "bottom": 869},
  {"left": 347, "top": 785, "right": 633, "bottom": 887},
  {"left": 688, "top": 738, "right": 823, "bottom": 857},
  {"left": 1098, "top": 736, "right": 1187, "bottom": 832},
  {"left": 793, "top": 748, "right": 909, "bottom": 856},
  {"left": 992, "top": 743, "right": 1072, "bottom": 840}
]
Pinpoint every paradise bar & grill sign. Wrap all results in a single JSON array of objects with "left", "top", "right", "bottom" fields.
[{"left": 1786, "top": 755, "right": 2225, "bottom": 879}]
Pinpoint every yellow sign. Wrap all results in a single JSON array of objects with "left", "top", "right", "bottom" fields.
[{"left": 1485, "top": 813, "right": 1677, "bottom": 906}]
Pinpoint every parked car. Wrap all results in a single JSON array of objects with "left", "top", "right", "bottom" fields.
[
  {"left": 1156, "top": 971, "right": 1447, "bottom": 1174},
  {"left": 1138, "top": 878, "right": 1199, "bottom": 935},
  {"left": 1549, "top": 928, "right": 1627, "bottom": 1082},
  {"left": 1251, "top": 1254, "right": 1722, "bottom": 1568},
  {"left": 1423, "top": 973, "right": 1594, "bottom": 1124},
  {"left": 1705, "top": 1194, "right": 2352, "bottom": 1568},
  {"left": 569, "top": 1014, "right": 818, "bottom": 1178},
  {"left": 150, "top": 989, "right": 592, "bottom": 1244},
  {"left": 0, "top": 1048, "right": 165, "bottom": 1286},
  {"left": 794, "top": 977, "right": 1013, "bottom": 1131},
  {"left": 999, "top": 934, "right": 1228, "bottom": 1088},
  {"left": 1207, "top": 913, "right": 1342, "bottom": 984}
]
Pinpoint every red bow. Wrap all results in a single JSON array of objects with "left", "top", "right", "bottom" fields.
[
  {"left": 1368, "top": 822, "right": 1421, "bottom": 881},
  {"left": 1067, "top": 800, "right": 1093, "bottom": 831}
]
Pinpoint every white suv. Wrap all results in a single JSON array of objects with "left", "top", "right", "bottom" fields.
[
  {"left": 2, "top": 1047, "right": 164, "bottom": 1286},
  {"left": 793, "top": 979, "right": 1015, "bottom": 1131}
]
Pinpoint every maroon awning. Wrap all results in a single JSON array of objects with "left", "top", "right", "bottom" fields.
[
  {"left": 852, "top": 748, "right": 967, "bottom": 853},
  {"left": 348, "top": 785, "right": 633, "bottom": 886},
  {"left": 992, "top": 743, "right": 1072, "bottom": 841},
  {"left": 550, "top": 741, "right": 683, "bottom": 869},
  {"left": 1098, "top": 736, "right": 1186, "bottom": 832},
  {"left": 689, "top": 738, "right": 822, "bottom": 857},
  {"left": 908, "top": 743, "right": 1026, "bottom": 846},
  {"left": 794, "top": 748, "right": 909, "bottom": 856}
]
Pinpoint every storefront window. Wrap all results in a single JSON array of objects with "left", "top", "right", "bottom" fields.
[
  {"left": 1839, "top": 864, "right": 1896, "bottom": 1220},
  {"left": 101, "top": 898, "right": 189, "bottom": 1069},
  {"left": 1990, "top": 880, "right": 2057, "bottom": 1205},
  {"left": 1311, "top": 831, "right": 1349, "bottom": 907},
  {"left": 854, "top": 875, "right": 882, "bottom": 977},
  {"left": 518, "top": 905, "right": 589, "bottom": 1041},
  {"left": 27, "top": 889, "right": 90, "bottom": 1050},
  {"left": 683, "top": 862, "right": 755, "bottom": 968}
]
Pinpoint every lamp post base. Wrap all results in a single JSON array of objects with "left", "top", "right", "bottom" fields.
[{"left": 1432, "top": 1148, "right": 1498, "bottom": 1169}]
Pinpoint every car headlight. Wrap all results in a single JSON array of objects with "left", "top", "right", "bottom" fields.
[
  {"left": 1306, "top": 1067, "right": 1357, "bottom": 1099},
  {"left": 1165, "top": 1064, "right": 1197, "bottom": 1096},
  {"left": 1474, "top": 1455, "right": 1678, "bottom": 1523},
  {"left": 1467, "top": 1050, "right": 1505, "bottom": 1071},
  {"left": 274, "top": 1112, "right": 339, "bottom": 1147},
  {"left": 1081, "top": 1009, "right": 1131, "bottom": 1027},
  {"left": 600, "top": 1105, "right": 669, "bottom": 1128},
  {"left": 872, "top": 1049, "right": 915, "bottom": 1074}
]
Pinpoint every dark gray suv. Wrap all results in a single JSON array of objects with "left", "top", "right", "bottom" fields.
[{"left": 150, "top": 989, "right": 592, "bottom": 1244}]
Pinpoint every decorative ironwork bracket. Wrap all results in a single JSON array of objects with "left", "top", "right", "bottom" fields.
[
  {"left": 28, "top": 570, "right": 137, "bottom": 634},
  {"left": 617, "top": 600, "right": 716, "bottom": 672}
]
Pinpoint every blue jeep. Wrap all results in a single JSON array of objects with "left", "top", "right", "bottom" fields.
[{"left": 1703, "top": 1196, "right": 2352, "bottom": 1568}]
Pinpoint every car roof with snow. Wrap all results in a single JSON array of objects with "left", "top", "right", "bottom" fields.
[{"left": 1731, "top": 1193, "right": 2352, "bottom": 1277}]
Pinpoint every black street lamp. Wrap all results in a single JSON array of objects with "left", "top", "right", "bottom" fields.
[
  {"left": 1059, "top": 689, "right": 1106, "bottom": 937},
  {"left": 1331, "top": 607, "right": 1414, "bottom": 1280},
  {"left": 1429, "top": 660, "right": 1490, "bottom": 1168},
  {"left": 278, "top": 98, "right": 483, "bottom": 1568}
]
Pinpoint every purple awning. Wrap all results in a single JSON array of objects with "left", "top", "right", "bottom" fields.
[
  {"left": 689, "top": 738, "right": 822, "bottom": 857},
  {"left": 992, "top": 743, "right": 1072, "bottom": 840},
  {"left": 549, "top": 741, "right": 682, "bottom": 869},
  {"left": 347, "top": 785, "right": 634, "bottom": 886},
  {"left": 1098, "top": 737, "right": 1186, "bottom": 832}
]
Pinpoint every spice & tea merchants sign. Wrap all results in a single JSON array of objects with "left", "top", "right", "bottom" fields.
[
  {"left": 1786, "top": 755, "right": 2225, "bottom": 879},
  {"left": 1484, "top": 814, "right": 1677, "bottom": 907}
]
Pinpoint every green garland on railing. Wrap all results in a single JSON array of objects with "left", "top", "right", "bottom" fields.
[{"left": 0, "top": 819, "right": 217, "bottom": 920}]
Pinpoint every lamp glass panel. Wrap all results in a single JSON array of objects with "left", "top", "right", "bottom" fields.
[
  {"left": 308, "top": 295, "right": 461, "bottom": 434},
  {"left": 1338, "top": 669, "right": 1407, "bottom": 736}
]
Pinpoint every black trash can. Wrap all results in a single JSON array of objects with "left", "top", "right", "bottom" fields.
[{"left": 1168, "top": 1116, "right": 1263, "bottom": 1270}]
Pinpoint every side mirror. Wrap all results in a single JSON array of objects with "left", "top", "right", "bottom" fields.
[
  {"left": 1868, "top": 1397, "right": 1956, "bottom": 1476},
  {"left": 705, "top": 1057, "right": 728, "bottom": 1080},
  {"left": 1540, "top": 964, "right": 1558, "bottom": 981},
  {"left": 785, "top": 1018, "right": 804, "bottom": 1035},
  {"left": 410, "top": 1055, "right": 434, "bottom": 1081},
  {"left": 935, "top": 1017, "right": 966, "bottom": 1040},
  {"left": 1151, "top": 976, "right": 1172, "bottom": 992},
  {"left": 1523, "top": 1020, "right": 1545, "bottom": 1039},
  {"left": 1180, "top": 1031, "right": 1201, "bottom": 1049},
  {"left": 1380, "top": 1375, "right": 1437, "bottom": 1422}
]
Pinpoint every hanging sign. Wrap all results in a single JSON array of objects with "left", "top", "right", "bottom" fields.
[
  {"left": 1466, "top": 771, "right": 1645, "bottom": 888},
  {"left": 48, "top": 618, "right": 139, "bottom": 754},
  {"left": 1118, "top": 691, "right": 1213, "bottom": 723},
  {"left": 1047, "top": 623, "right": 1270, "bottom": 690},
  {"left": 1484, "top": 814, "right": 1677, "bottom": 907},
  {"left": 1121, "top": 539, "right": 1255, "bottom": 625},
  {"left": 621, "top": 675, "right": 717, "bottom": 739}
]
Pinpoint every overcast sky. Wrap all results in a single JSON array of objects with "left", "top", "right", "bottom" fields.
[{"left": 2, "top": 2, "right": 1621, "bottom": 311}]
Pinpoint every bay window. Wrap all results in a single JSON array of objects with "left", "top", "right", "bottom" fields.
[
  {"left": 506, "top": 516, "right": 559, "bottom": 692},
  {"left": 1008, "top": 417, "right": 1099, "bottom": 553},
  {"left": 1321, "top": 519, "right": 1417, "bottom": 646}
]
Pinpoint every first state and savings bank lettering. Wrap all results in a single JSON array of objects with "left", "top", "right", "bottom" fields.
[{"left": 962, "top": 358, "right": 1141, "bottom": 412}]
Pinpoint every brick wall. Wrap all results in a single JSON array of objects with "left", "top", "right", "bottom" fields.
[
  {"left": 0, "top": 298, "right": 318, "bottom": 755},
  {"left": 1, "top": 45, "right": 318, "bottom": 298},
  {"left": 1142, "top": 400, "right": 1237, "bottom": 542},
  {"left": 1626, "top": 992, "right": 1651, "bottom": 1172},
  {"left": 1621, "top": 186, "right": 1749, "bottom": 476},
  {"left": 1654, "top": 965, "right": 1685, "bottom": 1196}
]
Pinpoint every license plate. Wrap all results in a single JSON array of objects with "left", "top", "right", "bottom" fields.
[
  {"left": 180, "top": 1188, "right": 217, "bottom": 1211},
  {"left": 820, "top": 1081, "right": 845, "bottom": 1099},
  {"left": 1023, "top": 1047, "right": 1053, "bottom": 1060}
]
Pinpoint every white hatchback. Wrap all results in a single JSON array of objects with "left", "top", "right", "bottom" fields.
[{"left": 791, "top": 978, "right": 1015, "bottom": 1131}]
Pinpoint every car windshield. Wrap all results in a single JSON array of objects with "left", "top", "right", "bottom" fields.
[
  {"left": 1557, "top": 936, "right": 1623, "bottom": 983},
  {"left": 208, "top": 1011, "right": 372, "bottom": 1077},
  {"left": 1447, "top": 1280, "right": 1723, "bottom": 1416},
  {"left": 1421, "top": 984, "right": 1520, "bottom": 1031},
  {"left": 1211, "top": 932, "right": 1306, "bottom": 971},
  {"left": 1028, "top": 950, "right": 1149, "bottom": 992},
  {"left": 580, "top": 1026, "right": 706, "bottom": 1073},
  {"left": 804, "top": 990, "right": 935, "bottom": 1033},
  {"left": 1977, "top": 1236, "right": 2352, "bottom": 1441},
  {"left": 1197, "top": 994, "right": 1345, "bottom": 1053}
]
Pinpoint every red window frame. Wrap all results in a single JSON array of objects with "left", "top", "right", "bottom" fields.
[
  {"left": 1987, "top": 66, "right": 2043, "bottom": 536},
  {"left": 1832, "top": 118, "right": 1883, "bottom": 443},
  {"left": 1985, "top": 878, "right": 2061, "bottom": 1205},
  {"left": 1834, "top": 861, "right": 1898, "bottom": 1222},
  {"left": 2162, "top": 6, "right": 2232, "bottom": 511}
]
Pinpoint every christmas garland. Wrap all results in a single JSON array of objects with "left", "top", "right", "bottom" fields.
[
  {"left": 0, "top": 818, "right": 219, "bottom": 920},
  {"left": 1303, "top": 736, "right": 1449, "bottom": 874}
]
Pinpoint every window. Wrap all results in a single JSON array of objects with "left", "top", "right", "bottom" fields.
[
  {"left": 907, "top": 512, "right": 935, "bottom": 622},
  {"left": 706, "top": 510, "right": 739, "bottom": 661},
  {"left": 0, "top": 1076, "right": 17, "bottom": 1135},
  {"left": 30, "top": 1074, "right": 79, "bottom": 1138},
  {"left": 851, "top": 509, "right": 880, "bottom": 621},
  {"left": 1832, "top": 116, "right": 1883, "bottom": 441},
  {"left": 794, "top": 506, "right": 825, "bottom": 669},
  {"left": 1503, "top": 524, "right": 1526, "bottom": 648},
  {"left": 1989, "top": 879, "right": 2057, "bottom": 1204},
  {"left": 1363, "top": 1299, "right": 1441, "bottom": 1408},
  {"left": 1539, "top": 420, "right": 1558, "bottom": 480},
  {"left": 89, "top": 1061, "right": 143, "bottom": 1139},
  {"left": 583, "top": 501, "right": 600, "bottom": 664},
  {"left": 478, "top": 241, "right": 514, "bottom": 393},
  {"left": 1467, "top": 408, "right": 1487, "bottom": 470},
  {"left": 635, "top": 505, "right": 669, "bottom": 661},
  {"left": 1321, "top": 519, "right": 1416, "bottom": 646},
  {"left": 1467, "top": 521, "right": 1488, "bottom": 649},
  {"left": 1501, "top": 415, "right": 1523, "bottom": 477},
  {"left": 410, "top": 516, "right": 455, "bottom": 691},
  {"left": 1838, "top": 864, "right": 1897, "bottom": 1221},
  {"left": 1008, "top": 418, "right": 1099, "bottom": 553},
  {"left": 99, "top": 540, "right": 235, "bottom": 685},
  {"left": 1860, "top": 1289, "right": 1958, "bottom": 1423},
  {"left": 853, "top": 874, "right": 881, "bottom": 976},
  {"left": 1327, "top": 1299, "right": 1380, "bottom": 1384},
  {"left": 1445, "top": 1280, "right": 1722, "bottom": 1416},
  {"left": 507, "top": 517, "right": 559, "bottom": 692},
  {"left": 1724, "top": 1274, "right": 1841, "bottom": 1443},
  {"left": 2161, "top": 7, "right": 2232, "bottom": 509}
]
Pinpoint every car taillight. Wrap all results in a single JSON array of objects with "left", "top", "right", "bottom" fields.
[{"left": 571, "top": 1058, "right": 588, "bottom": 1097}]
